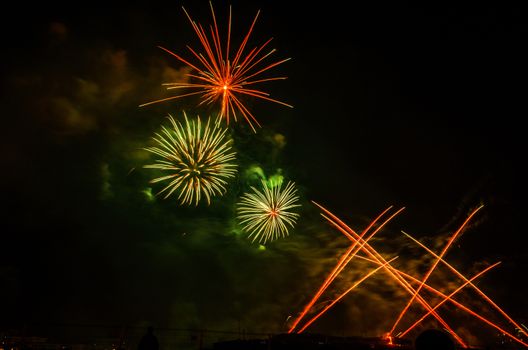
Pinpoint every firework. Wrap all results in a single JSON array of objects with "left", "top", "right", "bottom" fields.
[
  {"left": 400, "top": 261, "right": 501, "bottom": 337},
  {"left": 402, "top": 230, "right": 528, "bottom": 339},
  {"left": 237, "top": 180, "right": 300, "bottom": 244},
  {"left": 298, "top": 202, "right": 528, "bottom": 348},
  {"left": 297, "top": 256, "right": 399, "bottom": 334},
  {"left": 140, "top": 2, "right": 292, "bottom": 132},
  {"left": 388, "top": 205, "right": 484, "bottom": 336},
  {"left": 354, "top": 254, "right": 528, "bottom": 348},
  {"left": 307, "top": 202, "right": 467, "bottom": 347},
  {"left": 143, "top": 112, "right": 237, "bottom": 205},
  {"left": 288, "top": 205, "right": 403, "bottom": 334}
]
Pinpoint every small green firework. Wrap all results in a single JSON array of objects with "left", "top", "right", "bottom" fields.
[{"left": 237, "top": 180, "right": 301, "bottom": 244}]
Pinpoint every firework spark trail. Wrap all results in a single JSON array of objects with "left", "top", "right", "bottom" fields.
[
  {"left": 297, "top": 256, "right": 399, "bottom": 334},
  {"left": 139, "top": 2, "right": 292, "bottom": 132},
  {"left": 143, "top": 112, "right": 237, "bottom": 205},
  {"left": 402, "top": 230, "right": 528, "bottom": 339},
  {"left": 400, "top": 261, "right": 500, "bottom": 337},
  {"left": 287, "top": 205, "right": 395, "bottom": 333},
  {"left": 237, "top": 180, "right": 300, "bottom": 244},
  {"left": 312, "top": 202, "right": 467, "bottom": 348},
  {"left": 389, "top": 205, "right": 484, "bottom": 336},
  {"left": 288, "top": 245, "right": 355, "bottom": 333},
  {"left": 292, "top": 206, "right": 404, "bottom": 332},
  {"left": 355, "top": 255, "right": 528, "bottom": 348}
]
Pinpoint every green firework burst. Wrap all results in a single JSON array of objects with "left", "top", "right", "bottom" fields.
[
  {"left": 237, "top": 180, "right": 301, "bottom": 244},
  {"left": 144, "top": 112, "right": 237, "bottom": 205}
]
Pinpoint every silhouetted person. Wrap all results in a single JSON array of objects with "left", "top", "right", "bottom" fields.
[
  {"left": 138, "top": 327, "right": 159, "bottom": 350},
  {"left": 415, "top": 329, "right": 455, "bottom": 350}
]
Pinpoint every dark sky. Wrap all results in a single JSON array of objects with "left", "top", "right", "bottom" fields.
[{"left": 1, "top": 1, "right": 526, "bottom": 348}]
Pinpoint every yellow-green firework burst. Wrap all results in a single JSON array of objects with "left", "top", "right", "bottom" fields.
[
  {"left": 144, "top": 112, "right": 237, "bottom": 205},
  {"left": 237, "top": 180, "right": 301, "bottom": 244}
]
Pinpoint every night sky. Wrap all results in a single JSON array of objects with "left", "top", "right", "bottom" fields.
[{"left": 2, "top": 1, "right": 526, "bottom": 348}]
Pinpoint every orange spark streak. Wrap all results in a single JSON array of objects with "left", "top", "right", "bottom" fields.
[
  {"left": 400, "top": 262, "right": 501, "bottom": 337},
  {"left": 294, "top": 206, "right": 405, "bottom": 331},
  {"left": 402, "top": 230, "right": 528, "bottom": 339},
  {"left": 297, "top": 256, "right": 398, "bottom": 334},
  {"left": 354, "top": 255, "right": 528, "bottom": 348},
  {"left": 287, "top": 205, "right": 395, "bottom": 333},
  {"left": 312, "top": 202, "right": 467, "bottom": 348},
  {"left": 389, "top": 205, "right": 484, "bottom": 336},
  {"left": 139, "top": 2, "right": 292, "bottom": 132}
]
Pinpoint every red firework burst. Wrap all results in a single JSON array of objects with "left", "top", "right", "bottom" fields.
[{"left": 140, "top": 2, "right": 292, "bottom": 132}]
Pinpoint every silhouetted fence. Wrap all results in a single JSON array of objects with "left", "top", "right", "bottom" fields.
[{"left": 1, "top": 324, "right": 275, "bottom": 350}]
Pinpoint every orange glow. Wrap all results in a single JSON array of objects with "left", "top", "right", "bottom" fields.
[
  {"left": 400, "top": 261, "right": 501, "bottom": 337},
  {"left": 354, "top": 254, "right": 528, "bottom": 348},
  {"left": 311, "top": 202, "right": 467, "bottom": 348},
  {"left": 297, "top": 257, "right": 398, "bottom": 334},
  {"left": 389, "top": 205, "right": 484, "bottom": 336},
  {"left": 296, "top": 202, "right": 526, "bottom": 348},
  {"left": 139, "top": 3, "right": 292, "bottom": 132},
  {"left": 287, "top": 205, "right": 396, "bottom": 333},
  {"left": 402, "top": 230, "right": 528, "bottom": 339},
  {"left": 384, "top": 333, "right": 394, "bottom": 345}
]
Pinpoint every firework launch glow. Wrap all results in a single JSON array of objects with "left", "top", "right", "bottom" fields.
[
  {"left": 401, "top": 230, "right": 528, "bottom": 340},
  {"left": 297, "top": 256, "right": 399, "bottom": 334},
  {"left": 288, "top": 203, "right": 528, "bottom": 348},
  {"left": 287, "top": 205, "right": 404, "bottom": 334},
  {"left": 139, "top": 2, "right": 292, "bottom": 132},
  {"left": 236, "top": 180, "right": 300, "bottom": 244},
  {"left": 320, "top": 211, "right": 466, "bottom": 346},
  {"left": 399, "top": 261, "right": 501, "bottom": 337},
  {"left": 388, "top": 205, "right": 485, "bottom": 336},
  {"left": 143, "top": 112, "right": 237, "bottom": 205}
]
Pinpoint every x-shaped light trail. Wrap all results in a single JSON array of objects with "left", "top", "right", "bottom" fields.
[{"left": 288, "top": 202, "right": 528, "bottom": 348}]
